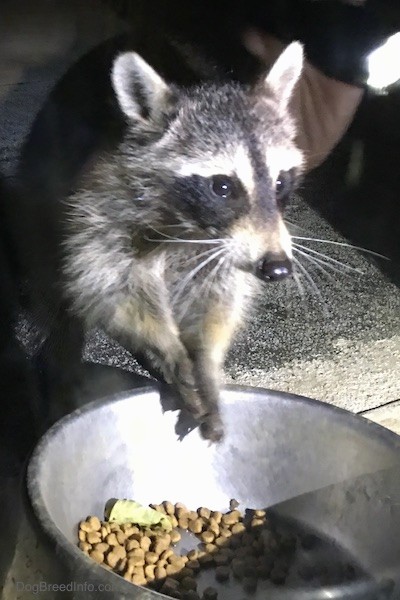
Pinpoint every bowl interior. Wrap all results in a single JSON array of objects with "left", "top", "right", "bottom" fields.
[{"left": 27, "top": 386, "right": 400, "bottom": 596}]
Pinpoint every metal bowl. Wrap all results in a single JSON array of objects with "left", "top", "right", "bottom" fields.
[{"left": 20, "top": 386, "right": 400, "bottom": 599}]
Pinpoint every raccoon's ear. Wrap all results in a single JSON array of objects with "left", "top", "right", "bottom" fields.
[
  {"left": 111, "top": 52, "right": 173, "bottom": 121},
  {"left": 264, "top": 42, "right": 303, "bottom": 108}
]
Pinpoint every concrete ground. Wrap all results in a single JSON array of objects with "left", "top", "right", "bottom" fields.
[{"left": 1, "top": 0, "right": 400, "bottom": 432}]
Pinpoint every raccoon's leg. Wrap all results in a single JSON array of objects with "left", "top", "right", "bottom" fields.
[
  {"left": 183, "top": 306, "right": 240, "bottom": 443},
  {"left": 109, "top": 295, "right": 206, "bottom": 419}
]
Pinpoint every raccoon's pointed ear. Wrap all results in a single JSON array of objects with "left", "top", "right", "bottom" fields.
[
  {"left": 264, "top": 42, "right": 303, "bottom": 108},
  {"left": 111, "top": 52, "right": 173, "bottom": 121}
]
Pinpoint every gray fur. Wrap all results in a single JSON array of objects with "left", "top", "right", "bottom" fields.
[{"left": 30, "top": 43, "right": 305, "bottom": 441}]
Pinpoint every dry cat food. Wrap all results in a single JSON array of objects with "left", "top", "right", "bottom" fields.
[{"left": 77, "top": 499, "right": 297, "bottom": 598}]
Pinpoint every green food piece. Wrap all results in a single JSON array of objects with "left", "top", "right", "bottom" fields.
[{"left": 104, "top": 498, "right": 172, "bottom": 531}]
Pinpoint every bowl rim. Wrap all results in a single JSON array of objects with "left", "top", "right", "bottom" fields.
[{"left": 26, "top": 383, "right": 400, "bottom": 599}]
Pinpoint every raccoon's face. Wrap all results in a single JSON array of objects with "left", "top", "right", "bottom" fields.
[{"left": 111, "top": 43, "right": 304, "bottom": 283}]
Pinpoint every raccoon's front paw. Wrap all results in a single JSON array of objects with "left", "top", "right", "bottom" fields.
[{"left": 199, "top": 413, "right": 224, "bottom": 444}]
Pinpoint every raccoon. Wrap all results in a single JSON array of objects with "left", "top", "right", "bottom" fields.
[{"left": 15, "top": 41, "right": 304, "bottom": 442}]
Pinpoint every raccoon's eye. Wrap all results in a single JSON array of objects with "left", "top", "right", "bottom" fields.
[
  {"left": 211, "top": 175, "right": 234, "bottom": 199},
  {"left": 276, "top": 170, "right": 294, "bottom": 209}
]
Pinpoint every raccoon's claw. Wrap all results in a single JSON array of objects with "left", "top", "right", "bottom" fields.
[{"left": 199, "top": 413, "right": 224, "bottom": 444}]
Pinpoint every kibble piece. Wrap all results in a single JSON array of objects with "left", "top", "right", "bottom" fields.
[
  {"left": 187, "top": 550, "right": 198, "bottom": 561},
  {"left": 234, "top": 546, "right": 250, "bottom": 558},
  {"left": 241, "top": 533, "right": 256, "bottom": 546},
  {"left": 214, "top": 553, "right": 229, "bottom": 566},
  {"left": 150, "top": 503, "right": 166, "bottom": 514},
  {"left": 166, "top": 562, "right": 183, "bottom": 576},
  {"left": 113, "top": 545, "right": 126, "bottom": 559},
  {"left": 231, "top": 523, "right": 246, "bottom": 535},
  {"left": 187, "top": 559, "right": 200, "bottom": 572},
  {"left": 178, "top": 516, "right": 189, "bottom": 530},
  {"left": 219, "top": 528, "right": 232, "bottom": 539},
  {"left": 128, "top": 547, "right": 145, "bottom": 559},
  {"left": 116, "top": 530, "right": 126, "bottom": 545},
  {"left": 176, "top": 507, "right": 189, "bottom": 521},
  {"left": 145, "top": 564, "right": 156, "bottom": 581},
  {"left": 94, "top": 542, "right": 109, "bottom": 553},
  {"left": 229, "top": 535, "right": 242, "bottom": 549},
  {"left": 242, "top": 576, "right": 258, "bottom": 593},
  {"left": 198, "top": 507, "right": 211, "bottom": 520},
  {"left": 181, "top": 576, "right": 197, "bottom": 591},
  {"left": 78, "top": 541, "right": 92, "bottom": 553},
  {"left": 163, "top": 501, "right": 175, "bottom": 516},
  {"left": 168, "top": 515, "right": 179, "bottom": 528},
  {"left": 126, "top": 539, "right": 140, "bottom": 552},
  {"left": 145, "top": 551, "right": 159, "bottom": 565},
  {"left": 160, "top": 549, "right": 174, "bottom": 561},
  {"left": 171, "top": 530, "right": 182, "bottom": 544},
  {"left": 189, "top": 518, "right": 204, "bottom": 534},
  {"left": 214, "top": 536, "right": 228, "bottom": 548},
  {"left": 254, "top": 509, "right": 266, "bottom": 518},
  {"left": 215, "top": 566, "right": 230, "bottom": 582},
  {"left": 88, "top": 516, "right": 101, "bottom": 531},
  {"left": 154, "top": 564, "right": 167, "bottom": 580},
  {"left": 140, "top": 536, "right": 151, "bottom": 551},
  {"left": 86, "top": 531, "right": 101, "bottom": 545},
  {"left": 203, "top": 586, "right": 218, "bottom": 600},
  {"left": 128, "top": 555, "right": 145, "bottom": 568},
  {"left": 132, "top": 571, "right": 147, "bottom": 586},
  {"left": 153, "top": 539, "right": 169, "bottom": 555},
  {"left": 105, "top": 532, "right": 119, "bottom": 546},
  {"left": 176, "top": 567, "right": 195, "bottom": 580},
  {"left": 222, "top": 511, "right": 241, "bottom": 526},
  {"left": 79, "top": 520, "right": 93, "bottom": 533},
  {"left": 89, "top": 550, "right": 104, "bottom": 564},
  {"left": 200, "top": 530, "right": 215, "bottom": 544},
  {"left": 251, "top": 518, "right": 265, "bottom": 529},
  {"left": 100, "top": 525, "right": 108, "bottom": 538},
  {"left": 198, "top": 553, "right": 214, "bottom": 567},
  {"left": 231, "top": 558, "right": 245, "bottom": 580},
  {"left": 204, "top": 543, "right": 217, "bottom": 555},
  {"left": 78, "top": 530, "right": 86, "bottom": 542},
  {"left": 117, "top": 557, "right": 127, "bottom": 572},
  {"left": 210, "top": 511, "right": 222, "bottom": 524},
  {"left": 169, "top": 556, "right": 186, "bottom": 568},
  {"left": 106, "top": 551, "right": 120, "bottom": 568},
  {"left": 207, "top": 518, "right": 219, "bottom": 537}
]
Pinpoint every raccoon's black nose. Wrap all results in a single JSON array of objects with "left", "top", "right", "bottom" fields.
[{"left": 255, "top": 254, "right": 292, "bottom": 282}]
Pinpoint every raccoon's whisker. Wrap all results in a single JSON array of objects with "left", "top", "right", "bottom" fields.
[
  {"left": 292, "top": 243, "right": 364, "bottom": 275},
  {"left": 294, "top": 248, "right": 345, "bottom": 287},
  {"left": 144, "top": 235, "right": 224, "bottom": 245},
  {"left": 284, "top": 219, "right": 308, "bottom": 232},
  {"left": 292, "top": 270, "right": 307, "bottom": 302},
  {"left": 146, "top": 225, "right": 228, "bottom": 245},
  {"left": 172, "top": 247, "right": 226, "bottom": 301},
  {"left": 291, "top": 236, "right": 389, "bottom": 260},
  {"left": 292, "top": 257, "right": 329, "bottom": 315},
  {"left": 201, "top": 253, "right": 228, "bottom": 299},
  {"left": 183, "top": 246, "right": 224, "bottom": 267}
]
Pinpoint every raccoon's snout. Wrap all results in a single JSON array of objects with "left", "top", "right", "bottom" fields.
[{"left": 255, "top": 253, "right": 292, "bottom": 283}]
